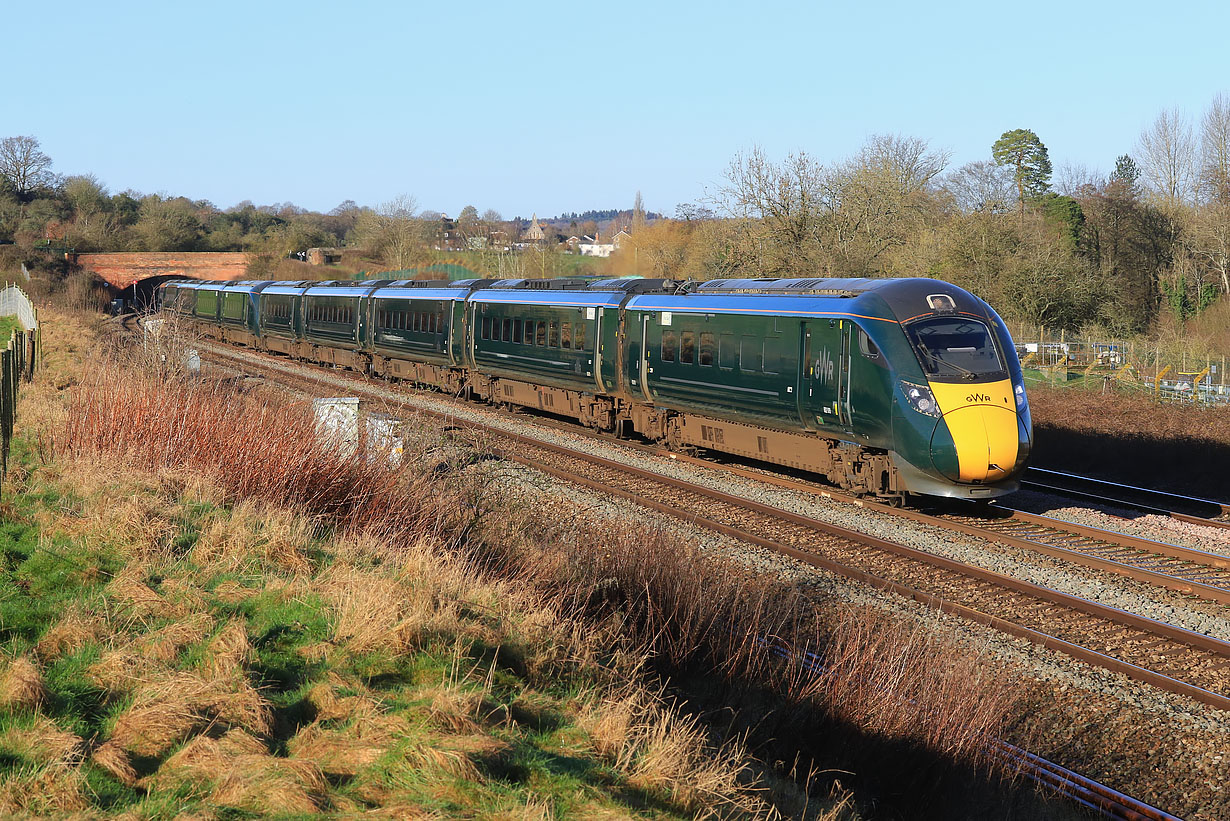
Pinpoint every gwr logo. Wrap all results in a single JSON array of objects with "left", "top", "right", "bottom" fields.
[{"left": 966, "top": 392, "right": 991, "bottom": 403}]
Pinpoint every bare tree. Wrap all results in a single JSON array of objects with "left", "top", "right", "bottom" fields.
[
  {"left": 632, "top": 190, "right": 646, "bottom": 233},
  {"left": 1200, "top": 93, "right": 1230, "bottom": 204},
  {"left": 1190, "top": 202, "right": 1230, "bottom": 294},
  {"left": 713, "top": 145, "right": 828, "bottom": 275},
  {"left": 857, "top": 134, "right": 950, "bottom": 195},
  {"left": 356, "top": 195, "right": 426, "bottom": 270},
  {"left": 1136, "top": 108, "right": 1196, "bottom": 206},
  {"left": 0, "top": 135, "right": 55, "bottom": 200},
  {"left": 942, "top": 161, "right": 1014, "bottom": 213},
  {"left": 1054, "top": 162, "right": 1103, "bottom": 197}
]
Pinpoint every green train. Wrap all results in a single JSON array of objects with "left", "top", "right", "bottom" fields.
[{"left": 159, "top": 275, "right": 1032, "bottom": 500}]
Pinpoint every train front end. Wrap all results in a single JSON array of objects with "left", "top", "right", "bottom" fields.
[{"left": 889, "top": 287, "right": 1032, "bottom": 499}]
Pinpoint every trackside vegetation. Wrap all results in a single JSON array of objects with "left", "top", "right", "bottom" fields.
[{"left": 0, "top": 309, "right": 1054, "bottom": 818}]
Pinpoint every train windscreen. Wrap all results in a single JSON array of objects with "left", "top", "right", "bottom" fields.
[{"left": 904, "top": 317, "right": 1007, "bottom": 382}]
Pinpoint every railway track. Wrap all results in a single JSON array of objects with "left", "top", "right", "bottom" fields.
[
  {"left": 190, "top": 339, "right": 1230, "bottom": 711},
  {"left": 156, "top": 333, "right": 1206, "bottom": 820},
  {"left": 1022, "top": 466, "right": 1230, "bottom": 530}
]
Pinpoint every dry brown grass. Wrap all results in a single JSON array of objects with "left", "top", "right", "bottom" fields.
[
  {"left": 91, "top": 740, "right": 139, "bottom": 786},
  {"left": 192, "top": 500, "right": 316, "bottom": 575},
  {"left": 58, "top": 356, "right": 473, "bottom": 543},
  {"left": 0, "top": 761, "right": 88, "bottom": 815},
  {"left": 136, "top": 612, "right": 216, "bottom": 664},
  {"left": 201, "top": 620, "right": 253, "bottom": 681},
  {"left": 1028, "top": 384, "right": 1230, "bottom": 499},
  {"left": 144, "top": 731, "right": 327, "bottom": 815},
  {"left": 107, "top": 671, "right": 271, "bottom": 758},
  {"left": 288, "top": 709, "right": 409, "bottom": 777},
  {"left": 0, "top": 657, "right": 48, "bottom": 711},
  {"left": 318, "top": 562, "right": 470, "bottom": 655},
  {"left": 578, "top": 686, "right": 763, "bottom": 816},
  {"left": 106, "top": 571, "right": 181, "bottom": 622},
  {"left": 35, "top": 608, "right": 109, "bottom": 661},
  {"left": 0, "top": 716, "right": 82, "bottom": 765}
]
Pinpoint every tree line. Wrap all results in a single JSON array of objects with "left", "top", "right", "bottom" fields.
[{"left": 5, "top": 95, "right": 1230, "bottom": 339}]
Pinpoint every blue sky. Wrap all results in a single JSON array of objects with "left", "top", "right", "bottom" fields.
[{"left": 6, "top": 1, "right": 1227, "bottom": 219}]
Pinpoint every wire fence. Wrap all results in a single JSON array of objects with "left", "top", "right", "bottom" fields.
[
  {"left": 0, "top": 284, "right": 39, "bottom": 482},
  {"left": 1006, "top": 323, "right": 1230, "bottom": 406}
]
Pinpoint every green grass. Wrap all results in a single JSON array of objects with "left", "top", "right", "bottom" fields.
[
  {"left": 0, "top": 436, "right": 730, "bottom": 818},
  {"left": 0, "top": 316, "right": 22, "bottom": 343}
]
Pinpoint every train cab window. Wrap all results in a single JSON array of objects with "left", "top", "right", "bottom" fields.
[
  {"left": 680, "top": 331, "right": 695, "bottom": 364},
  {"left": 740, "top": 336, "right": 762, "bottom": 371},
  {"left": 858, "top": 328, "right": 880, "bottom": 360},
  {"left": 719, "top": 333, "right": 737, "bottom": 369},
  {"left": 502, "top": 318, "right": 512, "bottom": 342},
  {"left": 561, "top": 322, "right": 572, "bottom": 349},
  {"left": 549, "top": 321, "right": 559, "bottom": 347},
  {"left": 576, "top": 323, "right": 588, "bottom": 352},
  {"left": 536, "top": 321, "right": 547, "bottom": 346},
  {"left": 661, "top": 330, "right": 677, "bottom": 362}
]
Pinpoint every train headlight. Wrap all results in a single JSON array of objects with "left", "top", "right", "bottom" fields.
[
  {"left": 900, "top": 382, "right": 940, "bottom": 417},
  {"left": 1014, "top": 382, "right": 1026, "bottom": 410}
]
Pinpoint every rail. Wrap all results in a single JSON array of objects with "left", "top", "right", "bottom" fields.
[{"left": 0, "top": 283, "right": 38, "bottom": 482}]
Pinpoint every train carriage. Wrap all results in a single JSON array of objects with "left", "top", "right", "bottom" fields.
[
  {"left": 257, "top": 282, "right": 313, "bottom": 353},
  {"left": 158, "top": 273, "right": 1031, "bottom": 501},
  {"left": 367, "top": 280, "right": 476, "bottom": 388}
]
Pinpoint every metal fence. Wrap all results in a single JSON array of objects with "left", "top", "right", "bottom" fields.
[
  {"left": 0, "top": 284, "right": 39, "bottom": 481},
  {"left": 1007, "top": 323, "right": 1230, "bottom": 406}
]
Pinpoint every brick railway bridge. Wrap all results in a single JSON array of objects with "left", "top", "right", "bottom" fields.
[{"left": 73, "top": 252, "right": 249, "bottom": 309}]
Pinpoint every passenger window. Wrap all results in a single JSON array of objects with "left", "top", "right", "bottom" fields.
[
  {"left": 561, "top": 322, "right": 572, "bottom": 349},
  {"left": 719, "top": 333, "right": 736, "bottom": 369},
  {"left": 549, "top": 321, "right": 559, "bottom": 347},
  {"left": 661, "top": 330, "right": 677, "bottom": 362},
  {"left": 436, "top": 311, "right": 444, "bottom": 333},
  {"left": 858, "top": 328, "right": 880, "bottom": 360},
  {"left": 681, "top": 331, "right": 695, "bottom": 364},
  {"left": 502, "top": 318, "right": 512, "bottom": 342},
  {"left": 575, "top": 323, "right": 587, "bottom": 352},
  {"left": 536, "top": 321, "right": 547, "bottom": 346},
  {"left": 513, "top": 319, "right": 523, "bottom": 343},
  {"left": 741, "top": 336, "right": 762, "bottom": 371},
  {"left": 699, "top": 333, "right": 716, "bottom": 366}
]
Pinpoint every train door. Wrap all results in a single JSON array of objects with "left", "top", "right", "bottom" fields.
[
  {"left": 797, "top": 322, "right": 812, "bottom": 427},
  {"left": 638, "top": 313, "right": 653, "bottom": 401},
  {"left": 804, "top": 319, "right": 845, "bottom": 430},
  {"left": 466, "top": 302, "right": 480, "bottom": 369},
  {"left": 838, "top": 321, "right": 852, "bottom": 432}
]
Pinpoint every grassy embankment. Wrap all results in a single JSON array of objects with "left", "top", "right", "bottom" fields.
[{"left": 0, "top": 309, "right": 1031, "bottom": 817}]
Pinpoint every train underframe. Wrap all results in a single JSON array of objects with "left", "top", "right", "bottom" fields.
[{"left": 214, "top": 326, "right": 906, "bottom": 500}]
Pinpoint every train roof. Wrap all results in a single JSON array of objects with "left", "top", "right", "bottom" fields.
[
  {"left": 628, "top": 278, "right": 995, "bottom": 324},
  {"left": 471, "top": 288, "right": 630, "bottom": 308}
]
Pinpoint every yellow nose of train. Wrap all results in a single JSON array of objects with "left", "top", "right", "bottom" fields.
[{"left": 928, "top": 380, "right": 1020, "bottom": 483}]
